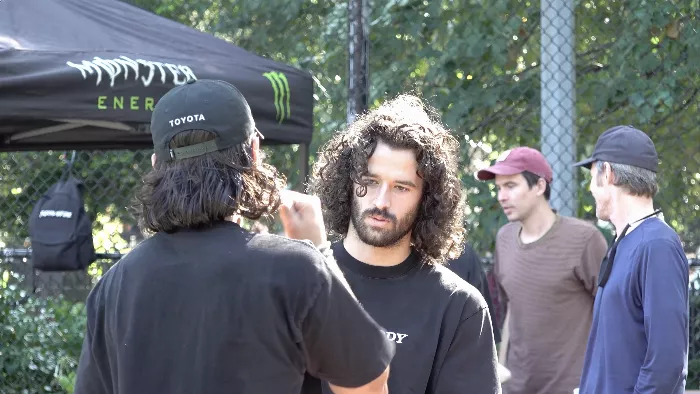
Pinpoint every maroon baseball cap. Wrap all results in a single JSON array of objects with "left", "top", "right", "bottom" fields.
[{"left": 476, "top": 147, "right": 553, "bottom": 183}]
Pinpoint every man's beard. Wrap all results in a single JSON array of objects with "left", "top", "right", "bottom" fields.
[
  {"left": 350, "top": 198, "right": 418, "bottom": 247},
  {"left": 595, "top": 198, "right": 611, "bottom": 221},
  {"left": 593, "top": 177, "right": 611, "bottom": 221}
]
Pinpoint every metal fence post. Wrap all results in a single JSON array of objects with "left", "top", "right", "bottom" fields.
[
  {"left": 540, "top": 0, "right": 576, "bottom": 217},
  {"left": 347, "top": 0, "right": 370, "bottom": 124}
]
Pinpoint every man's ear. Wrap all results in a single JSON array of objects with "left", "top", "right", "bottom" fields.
[
  {"left": 602, "top": 162, "right": 614, "bottom": 185},
  {"left": 151, "top": 153, "right": 156, "bottom": 169},
  {"left": 536, "top": 177, "right": 548, "bottom": 196}
]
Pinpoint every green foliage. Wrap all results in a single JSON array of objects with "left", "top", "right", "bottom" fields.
[
  {"left": 689, "top": 279, "right": 700, "bottom": 389},
  {"left": 0, "top": 3, "right": 699, "bottom": 391},
  {"left": 0, "top": 271, "right": 86, "bottom": 394},
  {"left": 3, "top": 0, "right": 697, "bottom": 253},
  {"left": 689, "top": 358, "right": 700, "bottom": 390},
  {"left": 121, "top": 0, "right": 699, "bottom": 255},
  {"left": 4, "top": 0, "right": 695, "bottom": 254}
]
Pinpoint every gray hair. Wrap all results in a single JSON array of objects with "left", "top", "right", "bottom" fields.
[{"left": 595, "top": 161, "right": 658, "bottom": 198}]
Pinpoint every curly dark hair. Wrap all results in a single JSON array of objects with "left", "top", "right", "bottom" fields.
[
  {"left": 135, "top": 129, "right": 285, "bottom": 234},
  {"left": 310, "top": 94, "right": 465, "bottom": 265}
]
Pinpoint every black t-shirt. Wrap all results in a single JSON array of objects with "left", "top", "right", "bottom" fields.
[
  {"left": 444, "top": 244, "right": 502, "bottom": 344},
  {"left": 74, "top": 221, "right": 394, "bottom": 394},
  {"left": 303, "top": 242, "right": 500, "bottom": 394}
]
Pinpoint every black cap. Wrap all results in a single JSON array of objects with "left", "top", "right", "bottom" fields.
[
  {"left": 573, "top": 125, "right": 659, "bottom": 172},
  {"left": 150, "top": 79, "right": 262, "bottom": 162}
]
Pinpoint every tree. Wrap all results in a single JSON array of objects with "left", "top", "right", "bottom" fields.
[
  {"left": 125, "top": 0, "right": 699, "bottom": 253},
  {"left": 3, "top": 0, "right": 698, "bottom": 257}
]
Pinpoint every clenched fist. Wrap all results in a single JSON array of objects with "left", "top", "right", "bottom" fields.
[{"left": 279, "top": 190, "right": 328, "bottom": 247}]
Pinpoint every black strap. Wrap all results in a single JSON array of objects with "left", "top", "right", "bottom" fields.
[
  {"left": 598, "top": 209, "right": 662, "bottom": 287},
  {"left": 169, "top": 140, "right": 219, "bottom": 161},
  {"left": 59, "top": 151, "right": 77, "bottom": 182}
]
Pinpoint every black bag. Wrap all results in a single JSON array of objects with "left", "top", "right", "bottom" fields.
[{"left": 28, "top": 154, "right": 96, "bottom": 271}]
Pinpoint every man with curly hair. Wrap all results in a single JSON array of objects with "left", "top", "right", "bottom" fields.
[
  {"left": 303, "top": 94, "right": 500, "bottom": 393},
  {"left": 74, "top": 80, "right": 394, "bottom": 394}
]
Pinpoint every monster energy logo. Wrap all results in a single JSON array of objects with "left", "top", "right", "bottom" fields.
[{"left": 263, "top": 71, "right": 291, "bottom": 123}]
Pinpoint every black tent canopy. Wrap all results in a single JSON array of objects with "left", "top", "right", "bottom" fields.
[{"left": 0, "top": 0, "right": 314, "bottom": 152}]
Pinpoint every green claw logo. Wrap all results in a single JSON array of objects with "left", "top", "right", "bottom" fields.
[{"left": 263, "top": 71, "right": 291, "bottom": 124}]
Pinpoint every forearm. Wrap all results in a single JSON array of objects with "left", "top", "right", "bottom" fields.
[
  {"left": 634, "top": 241, "right": 689, "bottom": 393},
  {"left": 634, "top": 285, "right": 687, "bottom": 392},
  {"left": 329, "top": 366, "right": 390, "bottom": 394},
  {"left": 634, "top": 339, "right": 687, "bottom": 393}
]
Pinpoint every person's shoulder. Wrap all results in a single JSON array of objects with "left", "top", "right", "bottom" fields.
[
  {"left": 250, "top": 234, "right": 344, "bottom": 283},
  {"left": 557, "top": 216, "right": 609, "bottom": 249},
  {"left": 642, "top": 218, "right": 682, "bottom": 240},
  {"left": 558, "top": 215, "right": 602, "bottom": 236},
  {"left": 247, "top": 234, "right": 338, "bottom": 297},
  {"left": 430, "top": 263, "right": 482, "bottom": 292},
  {"left": 426, "top": 264, "right": 489, "bottom": 312},
  {"left": 249, "top": 232, "right": 320, "bottom": 254},
  {"left": 91, "top": 233, "right": 177, "bottom": 287},
  {"left": 638, "top": 219, "right": 686, "bottom": 253},
  {"left": 444, "top": 244, "right": 480, "bottom": 277},
  {"left": 248, "top": 233, "right": 326, "bottom": 266},
  {"left": 109, "top": 234, "right": 159, "bottom": 269},
  {"left": 496, "top": 221, "right": 520, "bottom": 242},
  {"left": 632, "top": 220, "right": 689, "bottom": 275}
]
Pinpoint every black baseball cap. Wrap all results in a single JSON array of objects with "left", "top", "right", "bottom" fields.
[
  {"left": 150, "top": 79, "right": 263, "bottom": 162},
  {"left": 573, "top": 125, "right": 659, "bottom": 172}
]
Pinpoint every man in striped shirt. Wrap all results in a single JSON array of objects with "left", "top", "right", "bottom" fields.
[{"left": 477, "top": 147, "right": 608, "bottom": 394}]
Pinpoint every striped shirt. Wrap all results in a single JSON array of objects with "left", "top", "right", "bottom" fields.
[{"left": 494, "top": 215, "right": 608, "bottom": 394}]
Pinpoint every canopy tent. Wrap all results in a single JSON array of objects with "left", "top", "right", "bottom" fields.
[{"left": 0, "top": 0, "right": 314, "bottom": 153}]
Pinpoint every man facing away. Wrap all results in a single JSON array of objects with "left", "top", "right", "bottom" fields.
[
  {"left": 476, "top": 147, "right": 608, "bottom": 394},
  {"left": 445, "top": 243, "right": 502, "bottom": 345},
  {"left": 74, "top": 79, "right": 394, "bottom": 394},
  {"left": 574, "top": 125, "right": 689, "bottom": 394},
  {"left": 302, "top": 94, "right": 500, "bottom": 393}
]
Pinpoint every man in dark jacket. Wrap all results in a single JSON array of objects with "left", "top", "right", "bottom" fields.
[{"left": 445, "top": 243, "right": 502, "bottom": 344}]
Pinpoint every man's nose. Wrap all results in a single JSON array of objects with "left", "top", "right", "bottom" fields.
[
  {"left": 373, "top": 183, "right": 391, "bottom": 210},
  {"left": 497, "top": 189, "right": 508, "bottom": 203}
]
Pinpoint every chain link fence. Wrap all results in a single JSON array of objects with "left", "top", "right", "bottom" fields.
[
  {"left": 2, "top": 3, "right": 700, "bottom": 393},
  {"left": 1, "top": 150, "right": 151, "bottom": 393}
]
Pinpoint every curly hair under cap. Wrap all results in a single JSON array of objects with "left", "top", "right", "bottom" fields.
[{"left": 310, "top": 94, "right": 466, "bottom": 265}]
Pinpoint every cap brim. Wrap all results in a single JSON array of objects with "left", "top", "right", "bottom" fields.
[
  {"left": 476, "top": 163, "right": 526, "bottom": 181},
  {"left": 572, "top": 157, "right": 595, "bottom": 169}
]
